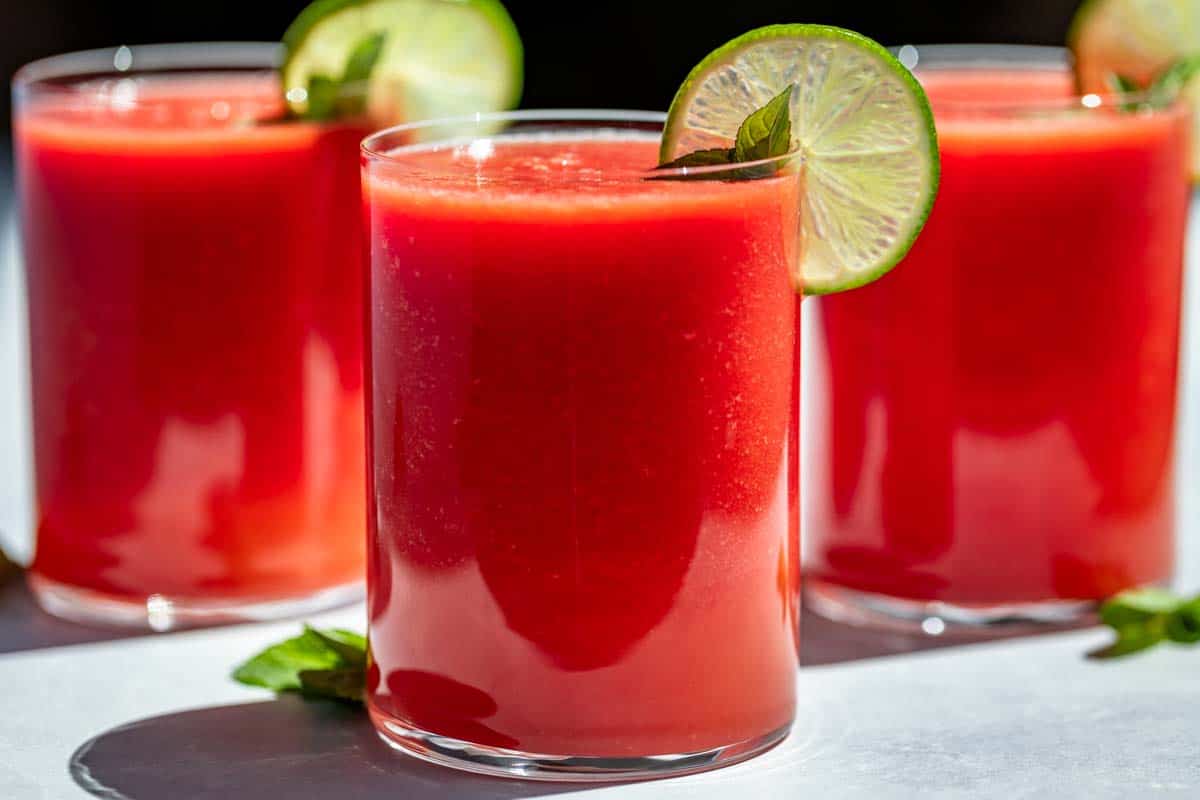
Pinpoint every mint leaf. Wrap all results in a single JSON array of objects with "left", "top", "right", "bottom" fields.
[
  {"left": 302, "top": 74, "right": 340, "bottom": 121},
  {"left": 1152, "top": 54, "right": 1200, "bottom": 99},
  {"left": 734, "top": 86, "right": 794, "bottom": 163},
  {"left": 337, "top": 32, "right": 387, "bottom": 116},
  {"left": 1108, "top": 56, "right": 1200, "bottom": 112},
  {"left": 294, "top": 32, "right": 387, "bottom": 121},
  {"left": 654, "top": 87, "right": 798, "bottom": 181},
  {"left": 1166, "top": 599, "right": 1200, "bottom": 644},
  {"left": 299, "top": 666, "right": 366, "bottom": 702},
  {"left": 658, "top": 148, "right": 735, "bottom": 170},
  {"left": 1106, "top": 73, "right": 1141, "bottom": 95},
  {"left": 233, "top": 625, "right": 367, "bottom": 702},
  {"left": 307, "top": 627, "right": 367, "bottom": 667},
  {"left": 343, "top": 32, "right": 387, "bottom": 85},
  {"left": 1091, "top": 588, "right": 1200, "bottom": 659},
  {"left": 1089, "top": 622, "right": 1166, "bottom": 660},
  {"left": 1178, "top": 597, "right": 1200, "bottom": 627},
  {"left": 1100, "top": 587, "right": 1183, "bottom": 627}
]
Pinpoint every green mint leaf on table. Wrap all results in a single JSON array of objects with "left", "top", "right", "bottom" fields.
[
  {"left": 1090, "top": 588, "right": 1200, "bottom": 659},
  {"left": 655, "top": 85, "right": 796, "bottom": 179},
  {"left": 1165, "top": 598, "right": 1200, "bottom": 644},
  {"left": 1099, "top": 586, "right": 1181, "bottom": 626},
  {"left": 298, "top": 667, "right": 366, "bottom": 703},
  {"left": 296, "top": 32, "right": 388, "bottom": 121},
  {"left": 1091, "top": 622, "right": 1166, "bottom": 660},
  {"left": 233, "top": 625, "right": 367, "bottom": 703},
  {"left": 307, "top": 627, "right": 367, "bottom": 667}
]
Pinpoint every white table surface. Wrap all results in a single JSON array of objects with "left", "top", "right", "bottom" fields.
[{"left": 1, "top": 181, "right": 1198, "bottom": 799}]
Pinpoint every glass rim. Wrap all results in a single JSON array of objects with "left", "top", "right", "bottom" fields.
[
  {"left": 892, "top": 43, "right": 1071, "bottom": 70},
  {"left": 890, "top": 43, "right": 1182, "bottom": 113},
  {"left": 13, "top": 41, "right": 282, "bottom": 93},
  {"left": 361, "top": 109, "right": 802, "bottom": 181}
]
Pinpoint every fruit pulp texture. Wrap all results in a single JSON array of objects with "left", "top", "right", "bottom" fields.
[
  {"left": 365, "top": 135, "right": 801, "bottom": 756},
  {"left": 18, "top": 75, "right": 367, "bottom": 601},
  {"left": 810, "top": 69, "right": 1191, "bottom": 605}
]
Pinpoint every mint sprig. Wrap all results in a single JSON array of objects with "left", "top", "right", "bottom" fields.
[
  {"left": 1106, "top": 72, "right": 1141, "bottom": 96},
  {"left": 1090, "top": 588, "right": 1200, "bottom": 660},
  {"left": 662, "top": 148, "right": 743, "bottom": 168},
  {"left": 296, "top": 32, "right": 387, "bottom": 121},
  {"left": 655, "top": 85, "right": 796, "bottom": 178},
  {"left": 734, "top": 85, "right": 793, "bottom": 162},
  {"left": 1105, "top": 54, "right": 1200, "bottom": 112},
  {"left": 233, "top": 625, "right": 367, "bottom": 703}
]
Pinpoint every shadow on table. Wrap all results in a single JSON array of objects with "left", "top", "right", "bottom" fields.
[
  {"left": 801, "top": 606, "right": 935, "bottom": 666},
  {"left": 70, "top": 695, "right": 583, "bottom": 800},
  {"left": 0, "top": 576, "right": 143, "bottom": 655},
  {"left": 63, "top": 598, "right": 1095, "bottom": 798},
  {"left": 2, "top": 566, "right": 1080, "bottom": 664},
  {"left": 799, "top": 605, "right": 1093, "bottom": 667}
]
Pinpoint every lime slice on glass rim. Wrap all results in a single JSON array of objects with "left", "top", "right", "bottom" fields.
[
  {"left": 282, "top": 0, "right": 523, "bottom": 139},
  {"left": 1070, "top": 0, "right": 1200, "bottom": 179},
  {"left": 661, "top": 24, "right": 939, "bottom": 295}
]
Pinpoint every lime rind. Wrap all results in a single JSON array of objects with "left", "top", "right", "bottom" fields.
[
  {"left": 662, "top": 24, "right": 939, "bottom": 295},
  {"left": 1069, "top": 0, "right": 1200, "bottom": 70},
  {"left": 282, "top": 0, "right": 523, "bottom": 138}
]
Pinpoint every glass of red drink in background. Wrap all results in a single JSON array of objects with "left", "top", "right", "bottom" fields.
[
  {"left": 362, "top": 112, "right": 801, "bottom": 780},
  {"left": 806, "top": 46, "right": 1191, "bottom": 631},
  {"left": 14, "top": 44, "right": 369, "bottom": 629}
]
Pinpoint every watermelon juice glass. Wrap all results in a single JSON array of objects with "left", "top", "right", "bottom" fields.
[
  {"left": 14, "top": 44, "right": 368, "bottom": 629},
  {"left": 362, "top": 112, "right": 802, "bottom": 780},
  {"left": 806, "top": 46, "right": 1191, "bottom": 631}
]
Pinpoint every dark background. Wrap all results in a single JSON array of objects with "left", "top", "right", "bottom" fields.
[{"left": 1, "top": 0, "right": 1083, "bottom": 134}]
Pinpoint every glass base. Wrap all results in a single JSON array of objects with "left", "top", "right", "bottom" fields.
[
  {"left": 805, "top": 579, "right": 1096, "bottom": 636},
  {"left": 27, "top": 573, "right": 363, "bottom": 632},
  {"left": 370, "top": 709, "right": 791, "bottom": 782}
]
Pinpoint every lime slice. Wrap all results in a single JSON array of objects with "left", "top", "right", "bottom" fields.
[
  {"left": 282, "top": 0, "right": 523, "bottom": 138},
  {"left": 1070, "top": 0, "right": 1200, "bottom": 179},
  {"left": 661, "top": 24, "right": 939, "bottom": 295}
]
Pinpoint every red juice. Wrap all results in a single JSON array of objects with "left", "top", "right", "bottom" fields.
[
  {"left": 364, "top": 129, "right": 800, "bottom": 766},
  {"left": 16, "top": 64, "right": 367, "bottom": 620},
  {"left": 808, "top": 68, "right": 1190, "bottom": 613}
]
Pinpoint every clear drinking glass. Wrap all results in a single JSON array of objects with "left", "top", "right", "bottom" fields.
[
  {"left": 362, "top": 111, "right": 801, "bottom": 780},
  {"left": 14, "top": 44, "right": 369, "bottom": 629},
  {"left": 805, "top": 45, "right": 1191, "bottom": 632}
]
